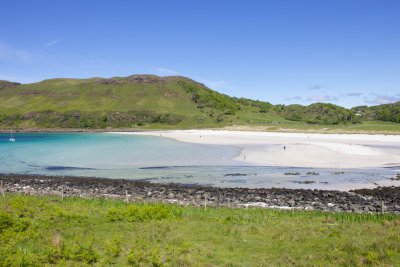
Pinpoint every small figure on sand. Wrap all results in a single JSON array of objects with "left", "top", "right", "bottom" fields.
[{"left": 284, "top": 146, "right": 286, "bottom": 150}]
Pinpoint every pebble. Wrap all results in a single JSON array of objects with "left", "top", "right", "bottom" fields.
[{"left": 0, "top": 174, "right": 399, "bottom": 213}]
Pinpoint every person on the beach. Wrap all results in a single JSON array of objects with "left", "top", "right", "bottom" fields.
[{"left": 284, "top": 146, "right": 286, "bottom": 150}]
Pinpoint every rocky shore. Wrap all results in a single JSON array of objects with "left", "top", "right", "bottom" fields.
[{"left": 1, "top": 173, "right": 400, "bottom": 213}]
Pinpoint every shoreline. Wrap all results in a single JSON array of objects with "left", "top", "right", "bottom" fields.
[
  {"left": 0, "top": 128, "right": 144, "bottom": 133},
  {"left": 3, "top": 129, "right": 400, "bottom": 190},
  {"left": 1, "top": 173, "right": 399, "bottom": 213},
  {"left": 131, "top": 130, "right": 400, "bottom": 169},
  {"left": 1, "top": 126, "right": 400, "bottom": 135}
]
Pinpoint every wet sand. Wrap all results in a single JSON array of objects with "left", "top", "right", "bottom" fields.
[{"left": 125, "top": 130, "right": 400, "bottom": 168}]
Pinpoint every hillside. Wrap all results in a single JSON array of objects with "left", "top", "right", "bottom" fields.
[
  {"left": 0, "top": 74, "right": 398, "bottom": 131},
  {"left": 353, "top": 102, "right": 400, "bottom": 123},
  {"left": 0, "top": 74, "right": 282, "bottom": 129},
  {"left": 0, "top": 75, "right": 241, "bottom": 129}
]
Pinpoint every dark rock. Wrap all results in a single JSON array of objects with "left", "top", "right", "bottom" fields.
[
  {"left": 96, "top": 78, "right": 123, "bottom": 85},
  {"left": 390, "top": 173, "right": 400, "bottom": 181},
  {"left": 1, "top": 173, "right": 399, "bottom": 213},
  {"left": 126, "top": 75, "right": 165, "bottom": 84}
]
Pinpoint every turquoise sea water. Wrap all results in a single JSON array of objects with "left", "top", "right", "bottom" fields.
[{"left": 0, "top": 133, "right": 398, "bottom": 189}]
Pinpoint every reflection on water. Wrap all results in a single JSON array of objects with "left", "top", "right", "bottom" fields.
[{"left": 0, "top": 133, "right": 399, "bottom": 190}]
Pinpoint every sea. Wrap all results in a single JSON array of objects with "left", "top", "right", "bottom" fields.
[{"left": 0, "top": 133, "right": 398, "bottom": 190}]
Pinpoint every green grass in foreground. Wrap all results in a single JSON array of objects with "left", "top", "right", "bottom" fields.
[{"left": 1, "top": 194, "right": 400, "bottom": 266}]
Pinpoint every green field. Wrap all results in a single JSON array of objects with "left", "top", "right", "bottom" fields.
[
  {"left": 1, "top": 194, "right": 400, "bottom": 266},
  {"left": 222, "top": 120, "right": 400, "bottom": 134}
]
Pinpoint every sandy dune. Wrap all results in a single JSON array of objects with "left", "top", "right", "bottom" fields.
[{"left": 128, "top": 130, "right": 400, "bottom": 168}]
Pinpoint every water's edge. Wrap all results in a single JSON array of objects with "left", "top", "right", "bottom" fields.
[
  {"left": 1, "top": 132, "right": 400, "bottom": 190},
  {"left": 2, "top": 173, "right": 400, "bottom": 213}
]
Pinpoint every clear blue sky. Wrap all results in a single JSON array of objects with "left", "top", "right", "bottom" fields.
[{"left": 1, "top": 0, "right": 399, "bottom": 107}]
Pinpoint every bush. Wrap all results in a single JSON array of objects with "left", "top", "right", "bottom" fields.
[
  {"left": 178, "top": 80, "right": 240, "bottom": 115},
  {"left": 0, "top": 212, "right": 13, "bottom": 232},
  {"left": 282, "top": 103, "right": 358, "bottom": 125},
  {"left": 61, "top": 242, "right": 98, "bottom": 264},
  {"left": 354, "top": 102, "right": 400, "bottom": 123},
  {"left": 0, "top": 110, "right": 185, "bottom": 128},
  {"left": 127, "top": 246, "right": 164, "bottom": 266}
]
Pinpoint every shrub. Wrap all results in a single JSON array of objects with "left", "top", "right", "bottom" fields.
[
  {"left": 61, "top": 242, "right": 98, "bottom": 264},
  {"left": 178, "top": 80, "right": 240, "bottom": 114},
  {"left": 0, "top": 110, "right": 185, "bottom": 128},
  {"left": 127, "top": 246, "right": 164, "bottom": 266},
  {"left": 0, "top": 212, "right": 13, "bottom": 232},
  {"left": 281, "top": 103, "right": 358, "bottom": 125},
  {"left": 105, "top": 239, "right": 121, "bottom": 258}
]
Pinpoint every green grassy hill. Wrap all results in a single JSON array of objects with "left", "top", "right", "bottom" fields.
[
  {"left": 0, "top": 74, "right": 399, "bottom": 132},
  {"left": 0, "top": 75, "right": 209, "bottom": 116},
  {"left": 0, "top": 74, "right": 287, "bottom": 129}
]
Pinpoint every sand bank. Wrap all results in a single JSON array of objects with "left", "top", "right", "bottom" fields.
[{"left": 121, "top": 130, "right": 400, "bottom": 168}]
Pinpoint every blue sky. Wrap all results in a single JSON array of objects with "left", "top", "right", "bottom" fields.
[{"left": 1, "top": 0, "right": 399, "bottom": 107}]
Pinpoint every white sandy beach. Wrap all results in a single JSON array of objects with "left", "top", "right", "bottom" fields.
[{"left": 124, "top": 130, "right": 400, "bottom": 169}]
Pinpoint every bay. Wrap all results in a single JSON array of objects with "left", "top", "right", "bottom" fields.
[{"left": 0, "top": 133, "right": 397, "bottom": 190}]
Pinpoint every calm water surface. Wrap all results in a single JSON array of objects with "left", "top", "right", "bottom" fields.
[{"left": 0, "top": 133, "right": 398, "bottom": 189}]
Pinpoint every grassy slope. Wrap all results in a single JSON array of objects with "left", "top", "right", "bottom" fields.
[
  {"left": 0, "top": 75, "right": 399, "bottom": 133},
  {"left": 1, "top": 194, "right": 400, "bottom": 266},
  {"left": 0, "top": 77, "right": 202, "bottom": 115},
  {"left": 223, "top": 120, "right": 400, "bottom": 134},
  {"left": 0, "top": 75, "right": 297, "bottom": 130}
]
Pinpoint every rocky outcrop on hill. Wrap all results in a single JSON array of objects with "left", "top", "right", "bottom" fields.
[
  {"left": 0, "top": 80, "right": 21, "bottom": 89},
  {"left": 127, "top": 74, "right": 167, "bottom": 84},
  {"left": 96, "top": 78, "right": 123, "bottom": 85}
]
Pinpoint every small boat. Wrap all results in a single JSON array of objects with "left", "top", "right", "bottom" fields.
[{"left": 8, "top": 133, "right": 16, "bottom": 142}]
